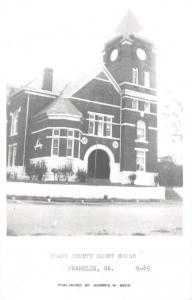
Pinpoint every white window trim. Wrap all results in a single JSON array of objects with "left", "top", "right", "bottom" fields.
[
  {"left": 88, "top": 115, "right": 95, "bottom": 135},
  {"left": 132, "top": 68, "right": 138, "bottom": 85},
  {"left": 137, "top": 120, "right": 146, "bottom": 142},
  {"left": 88, "top": 113, "right": 113, "bottom": 137},
  {"left": 105, "top": 116, "right": 113, "bottom": 137},
  {"left": 97, "top": 115, "right": 104, "bottom": 137},
  {"left": 52, "top": 128, "right": 60, "bottom": 136},
  {"left": 135, "top": 139, "right": 149, "bottom": 144},
  {"left": 8, "top": 143, "right": 17, "bottom": 167},
  {"left": 144, "top": 101, "right": 151, "bottom": 113},
  {"left": 10, "top": 108, "right": 21, "bottom": 136},
  {"left": 66, "top": 129, "right": 74, "bottom": 158},
  {"left": 132, "top": 99, "right": 138, "bottom": 110},
  {"left": 51, "top": 138, "right": 60, "bottom": 156},
  {"left": 136, "top": 149, "right": 146, "bottom": 172},
  {"left": 144, "top": 71, "right": 150, "bottom": 88},
  {"left": 119, "top": 81, "right": 156, "bottom": 91}
]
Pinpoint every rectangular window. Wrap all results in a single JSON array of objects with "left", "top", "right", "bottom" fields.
[
  {"left": 144, "top": 71, "right": 150, "bottom": 88},
  {"left": 88, "top": 113, "right": 113, "bottom": 137},
  {"left": 52, "top": 138, "right": 59, "bottom": 156},
  {"left": 105, "top": 116, "right": 112, "bottom": 137},
  {"left": 10, "top": 109, "right": 19, "bottom": 136},
  {"left": 66, "top": 130, "right": 74, "bottom": 157},
  {"left": 137, "top": 127, "right": 145, "bottom": 141},
  {"left": 97, "top": 115, "right": 104, "bottom": 136},
  {"left": 136, "top": 150, "right": 145, "bottom": 171},
  {"left": 8, "top": 144, "right": 17, "bottom": 166},
  {"left": 53, "top": 129, "right": 60, "bottom": 136},
  {"left": 132, "top": 99, "right": 138, "bottom": 110},
  {"left": 144, "top": 102, "right": 150, "bottom": 113},
  {"left": 132, "top": 68, "right": 138, "bottom": 85},
  {"left": 88, "top": 114, "right": 95, "bottom": 135}
]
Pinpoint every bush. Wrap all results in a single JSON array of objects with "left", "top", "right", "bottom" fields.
[
  {"left": 154, "top": 174, "right": 160, "bottom": 186},
  {"left": 51, "top": 168, "right": 58, "bottom": 181},
  {"left": 129, "top": 173, "right": 137, "bottom": 185},
  {"left": 35, "top": 161, "right": 48, "bottom": 181},
  {"left": 25, "top": 163, "right": 36, "bottom": 181},
  {"left": 6, "top": 171, "right": 18, "bottom": 181},
  {"left": 25, "top": 161, "right": 47, "bottom": 181},
  {"left": 60, "top": 163, "right": 74, "bottom": 182},
  {"left": 76, "top": 169, "right": 87, "bottom": 183}
]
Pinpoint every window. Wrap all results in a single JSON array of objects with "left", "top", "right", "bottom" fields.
[
  {"left": 53, "top": 129, "right": 60, "bottom": 136},
  {"left": 97, "top": 115, "right": 104, "bottom": 136},
  {"left": 88, "top": 113, "right": 113, "bottom": 137},
  {"left": 88, "top": 114, "right": 95, "bottom": 135},
  {"left": 66, "top": 130, "right": 74, "bottom": 157},
  {"left": 132, "top": 99, "right": 138, "bottom": 110},
  {"left": 144, "top": 71, "right": 150, "bottom": 88},
  {"left": 52, "top": 138, "right": 59, "bottom": 156},
  {"left": 137, "top": 120, "right": 146, "bottom": 141},
  {"left": 136, "top": 150, "right": 145, "bottom": 171},
  {"left": 8, "top": 144, "right": 17, "bottom": 166},
  {"left": 105, "top": 116, "right": 112, "bottom": 137},
  {"left": 144, "top": 102, "right": 150, "bottom": 113},
  {"left": 10, "top": 109, "right": 20, "bottom": 136},
  {"left": 132, "top": 68, "right": 138, "bottom": 85}
]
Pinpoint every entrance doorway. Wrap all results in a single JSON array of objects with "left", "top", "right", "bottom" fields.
[{"left": 88, "top": 149, "right": 110, "bottom": 179}]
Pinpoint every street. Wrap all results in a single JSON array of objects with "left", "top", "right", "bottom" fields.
[{"left": 7, "top": 199, "right": 182, "bottom": 236}]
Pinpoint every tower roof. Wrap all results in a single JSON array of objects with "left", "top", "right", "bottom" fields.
[
  {"left": 105, "top": 10, "right": 153, "bottom": 46},
  {"left": 114, "top": 10, "right": 143, "bottom": 39}
]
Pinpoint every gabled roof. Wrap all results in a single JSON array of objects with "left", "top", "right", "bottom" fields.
[
  {"left": 61, "top": 67, "right": 103, "bottom": 98},
  {"left": 34, "top": 95, "right": 82, "bottom": 118},
  {"left": 61, "top": 66, "right": 121, "bottom": 98}
]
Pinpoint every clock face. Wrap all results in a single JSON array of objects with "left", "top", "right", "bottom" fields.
[
  {"left": 136, "top": 48, "right": 147, "bottom": 60},
  {"left": 110, "top": 48, "right": 118, "bottom": 61}
]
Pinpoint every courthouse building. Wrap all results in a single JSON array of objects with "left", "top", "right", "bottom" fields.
[{"left": 7, "top": 12, "right": 158, "bottom": 185}]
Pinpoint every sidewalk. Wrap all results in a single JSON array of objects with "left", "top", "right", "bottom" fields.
[{"left": 6, "top": 181, "right": 166, "bottom": 200}]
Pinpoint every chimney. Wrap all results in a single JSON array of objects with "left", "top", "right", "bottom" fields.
[{"left": 42, "top": 67, "right": 53, "bottom": 91}]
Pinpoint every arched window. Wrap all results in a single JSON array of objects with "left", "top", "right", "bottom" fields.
[{"left": 137, "top": 120, "right": 146, "bottom": 141}]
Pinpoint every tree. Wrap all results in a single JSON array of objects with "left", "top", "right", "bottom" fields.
[{"left": 157, "top": 156, "right": 183, "bottom": 187}]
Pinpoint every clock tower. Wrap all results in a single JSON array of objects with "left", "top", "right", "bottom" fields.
[{"left": 103, "top": 11, "right": 158, "bottom": 184}]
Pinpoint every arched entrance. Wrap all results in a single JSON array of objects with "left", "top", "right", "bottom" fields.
[{"left": 88, "top": 149, "right": 110, "bottom": 179}]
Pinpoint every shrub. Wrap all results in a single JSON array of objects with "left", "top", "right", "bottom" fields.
[
  {"left": 25, "top": 161, "right": 47, "bottom": 181},
  {"left": 7, "top": 171, "right": 12, "bottom": 180},
  {"left": 129, "top": 173, "right": 137, "bottom": 185},
  {"left": 154, "top": 174, "right": 160, "bottom": 186},
  {"left": 59, "top": 163, "right": 74, "bottom": 182},
  {"left": 76, "top": 169, "right": 87, "bottom": 183},
  {"left": 25, "top": 163, "right": 36, "bottom": 181},
  {"left": 35, "top": 161, "right": 48, "bottom": 181},
  {"left": 51, "top": 168, "right": 57, "bottom": 181},
  {"left": 6, "top": 171, "right": 17, "bottom": 181}
]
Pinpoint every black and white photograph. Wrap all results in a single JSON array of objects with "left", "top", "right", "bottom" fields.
[
  {"left": 0, "top": 0, "right": 191, "bottom": 299},
  {"left": 5, "top": 2, "right": 183, "bottom": 237}
]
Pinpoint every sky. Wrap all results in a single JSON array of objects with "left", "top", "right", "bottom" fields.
[{"left": 1, "top": 0, "right": 191, "bottom": 161}]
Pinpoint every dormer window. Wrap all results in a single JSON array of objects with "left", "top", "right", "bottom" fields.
[{"left": 132, "top": 68, "right": 138, "bottom": 85}]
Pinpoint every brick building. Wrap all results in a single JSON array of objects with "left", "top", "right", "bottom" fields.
[{"left": 7, "top": 12, "right": 158, "bottom": 185}]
